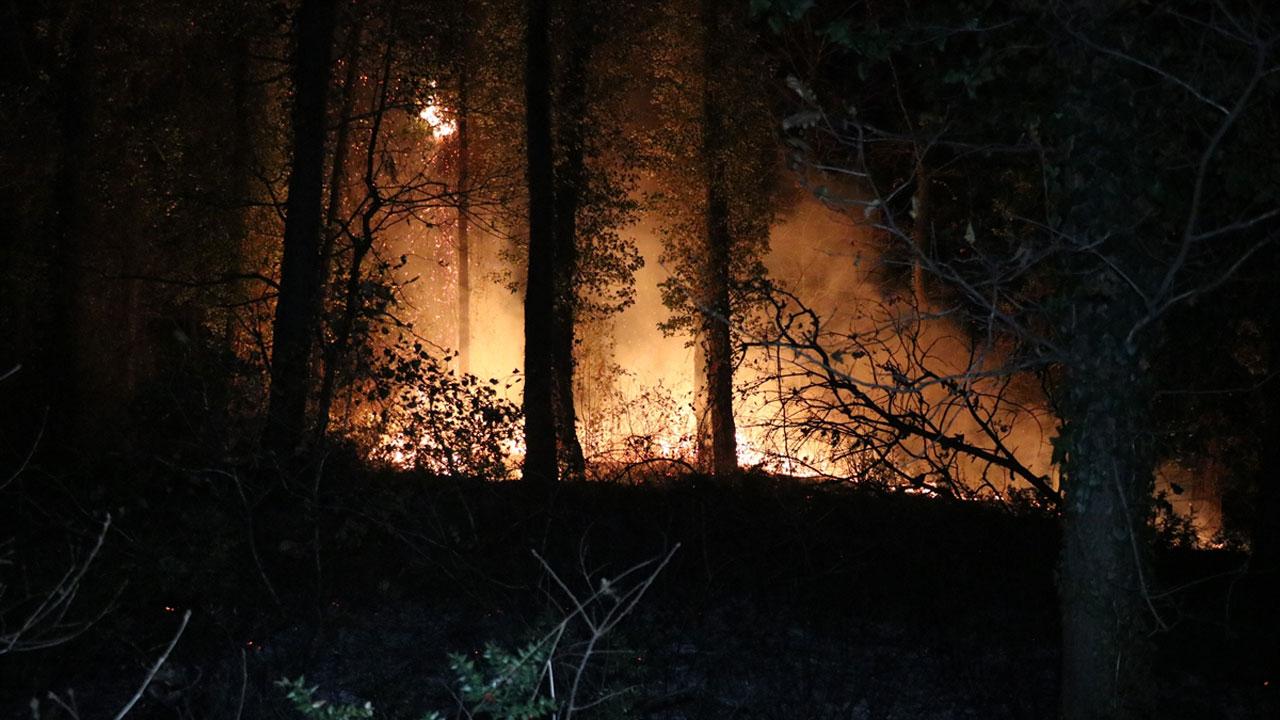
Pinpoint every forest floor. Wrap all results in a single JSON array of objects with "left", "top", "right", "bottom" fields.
[{"left": 1, "top": 460, "right": 1276, "bottom": 719}]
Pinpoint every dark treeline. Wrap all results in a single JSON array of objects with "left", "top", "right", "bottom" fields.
[{"left": 2, "top": 1, "right": 1280, "bottom": 719}]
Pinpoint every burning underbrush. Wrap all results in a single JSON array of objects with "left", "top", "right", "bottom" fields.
[
  {"left": 341, "top": 305, "right": 1065, "bottom": 507},
  {"left": 340, "top": 330, "right": 1222, "bottom": 551},
  {"left": 343, "top": 338, "right": 525, "bottom": 478}
]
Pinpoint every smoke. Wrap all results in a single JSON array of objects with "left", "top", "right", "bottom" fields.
[
  {"left": 382, "top": 179, "right": 1060, "bottom": 494},
  {"left": 362, "top": 120, "right": 1216, "bottom": 540},
  {"left": 374, "top": 176, "right": 1234, "bottom": 544}
]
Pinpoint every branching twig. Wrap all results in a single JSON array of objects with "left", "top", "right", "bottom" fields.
[{"left": 112, "top": 609, "right": 192, "bottom": 720}]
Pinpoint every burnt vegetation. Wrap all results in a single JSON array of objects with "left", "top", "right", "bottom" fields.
[{"left": 2, "top": 1, "right": 1279, "bottom": 719}]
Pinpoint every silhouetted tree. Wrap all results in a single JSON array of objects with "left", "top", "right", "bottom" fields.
[
  {"left": 262, "top": 0, "right": 337, "bottom": 458},
  {"left": 648, "top": 0, "right": 778, "bottom": 477},
  {"left": 522, "top": 0, "right": 560, "bottom": 485},
  {"left": 548, "top": 0, "right": 593, "bottom": 481},
  {"left": 455, "top": 2, "right": 475, "bottom": 374},
  {"left": 765, "top": 1, "right": 1279, "bottom": 717}
]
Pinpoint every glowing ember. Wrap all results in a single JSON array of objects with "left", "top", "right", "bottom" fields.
[{"left": 418, "top": 103, "right": 456, "bottom": 139}]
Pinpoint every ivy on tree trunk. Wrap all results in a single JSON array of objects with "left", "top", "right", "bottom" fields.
[{"left": 695, "top": 0, "right": 737, "bottom": 477}]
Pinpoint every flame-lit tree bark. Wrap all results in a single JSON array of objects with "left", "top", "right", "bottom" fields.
[
  {"left": 522, "top": 0, "right": 560, "bottom": 485},
  {"left": 455, "top": 17, "right": 473, "bottom": 376},
  {"left": 316, "top": 39, "right": 393, "bottom": 447},
  {"left": 312, "top": 25, "right": 363, "bottom": 444},
  {"left": 695, "top": 0, "right": 737, "bottom": 476},
  {"left": 547, "top": 1, "right": 595, "bottom": 482},
  {"left": 262, "top": 0, "right": 336, "bottom": 457},
  {"left": 650, "top": 0, "right": 774, "bottom": 477}
]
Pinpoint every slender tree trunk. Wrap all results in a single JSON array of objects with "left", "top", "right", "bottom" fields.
[
  {"left": 313, "top": 27, "right": 364, "bottom": 443},
  {"left": 455, "top": 3, "right": 473, "bottom": 375},
  {"left": 1058, "top": 300, "right": 1154, "bottom": 720},
  {"left": 909, "top": 156, "right": 931, "bottom": 310},
  {"left": 522, "top": 0, "right": 559, "bottom": 485},
  {"left": 549, "top": 6, "right": 591, "bottom": 481},
  {"left": 317, "top": 45, "right": 392, "bottom": 448},
  {"left": 695, "top": 0, "right": 737, "bottom": 476},
  {"left": 262, "top": 0, "right": 336, "bottom": 457},
  {"left": 456, "top": 70, "right": 472, "bottom": 374}
]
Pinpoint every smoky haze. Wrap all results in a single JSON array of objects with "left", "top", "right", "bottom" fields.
[{"left": 388, "top": 181, "right": 1059, "bottom": 495}]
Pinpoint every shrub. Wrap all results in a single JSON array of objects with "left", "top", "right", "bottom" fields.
[
  {"left": 277, "top": 636, "right": 557, "bottom": 720},
  {"left": 359, "top": 338, "right": 523, "bottom": 479},
  {"left": 277, "top": 677, "right": 375, "bottom": 720},
  {"left": 279, "top": 547, "right": 677, "bottom": 720}
]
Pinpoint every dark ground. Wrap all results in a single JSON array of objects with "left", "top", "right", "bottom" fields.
[{"left": 2, "top": 458, "right": 1276, "bottom": 719}]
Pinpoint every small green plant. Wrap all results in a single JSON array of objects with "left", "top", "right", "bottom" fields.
[
  {"left": 279, "top": 546, "right": 677, "bottom": 720},
  {"left": 277, "top": 637, "right": 556, "bottom": 720},
  {"left": 448, "top": 639, "right": 558, "bottom": 719},
  {"left": 276, "top": 677, "right": 374, "bottom": 720},
  {"left": 1151, "top": 489, "right": 1199, "bottom": 550}
]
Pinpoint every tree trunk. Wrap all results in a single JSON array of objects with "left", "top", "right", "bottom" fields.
[
  {"left": 1058, "top": 300, "right": 1154, "bottom": 720},
  {"left": 909, "top": 156, "right": 931, "bottom": 311},
  {"left": 695, "top": 0, "right": 737, "bottom": 476},
  {"left": 456, "top": 84, "right": 472, "bottom": 374},
  {"left": 1254, "top": 425, "right": 1280, "bottom": 573},
  {"left": 1241, "top": 314, "right": 1280, "bottom": 683},
  {"left": 1253, "top": 297, "right": 1280, "bottom": 575},
  {"left": 318, "top": 45, "right": 393, "bottom": 449},
  {"left": 262, "top": 0, "right": 336, "bottom": 457},
  {"left": 522, "top": 0, "right": 559, "bottom": 485},
  {"left": 313, "top": 26, "right": 364, "bottom": 444},
  {"left": 549, "top": 6, "right": 591, "bottom": 482},
  {"left": 455, "top": 6, "right": 473, "bottom": 375}
]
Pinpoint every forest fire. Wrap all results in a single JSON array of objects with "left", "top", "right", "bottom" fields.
[
  {"left": 2, "top": 0, "right": 1277, "bottom": 718},
  {"left": 362, "top": 181, "right": 1064, "bottom": 501},
  {"left": 417, "top": 102, "right": 456, "bottom": 139}
]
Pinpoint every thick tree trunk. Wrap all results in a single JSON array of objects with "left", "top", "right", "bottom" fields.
[
  {"left": 262, "top": 0, "right": 336, "bottom": 457},
  {"left": 698, "top": 200, "right": 737, "bottom": 475},
  {"left": 1254, "top": 307, "right": 1280, "bottom": 575},
  {"left": 695, "top": 0, "right": 737, "bottom": 476},
  {"left": 1243, "top": 320, "right": 1280, "bottom": 684},
  {"left": 522, "top": 0, "right": 559, "bottom": 485},
  {"left": 1254, "top": 433, "right": 1280, "bottom": 573},
  {"left": 1058, "top": 301, "right": 1154, "bottom": 720},
  {"left": 549, "top": 9, "right": 591, "bottom": 482}
]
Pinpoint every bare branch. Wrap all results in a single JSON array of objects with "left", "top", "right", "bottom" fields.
[{"left": 112, "top": 608, "right": 192, "bottom": 720}]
